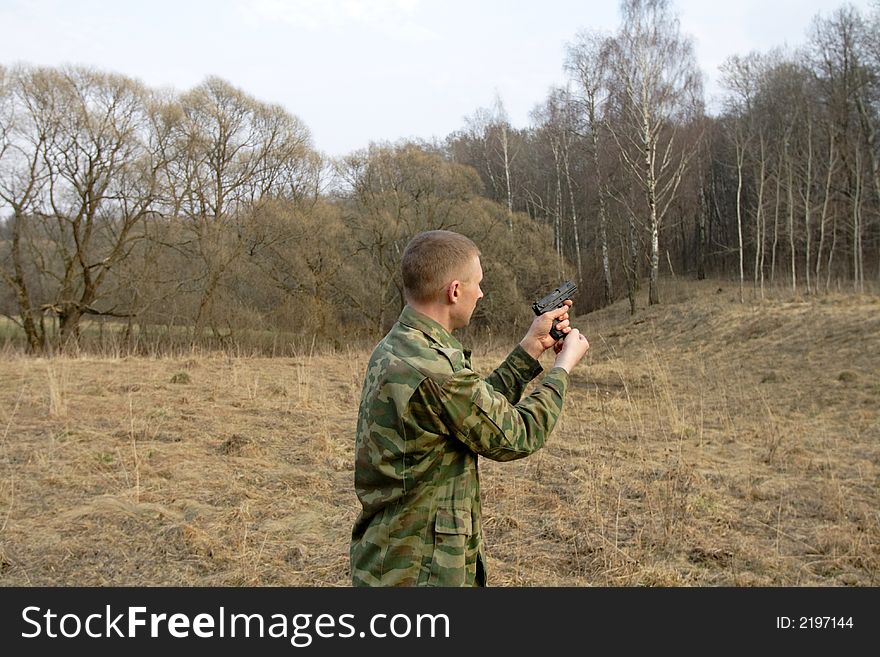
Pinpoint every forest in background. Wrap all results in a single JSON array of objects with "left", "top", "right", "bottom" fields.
[{"left": 1, "top": 0, "right": 878, "bottom": 354}]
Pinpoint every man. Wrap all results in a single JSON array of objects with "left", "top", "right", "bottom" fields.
[{"left": 350, "top": 229, "right": 590, "bottom": 586}]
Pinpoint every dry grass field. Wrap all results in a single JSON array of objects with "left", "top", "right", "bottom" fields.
[{"left": 0, "top": 279, "right": 878, "bottom": 586}]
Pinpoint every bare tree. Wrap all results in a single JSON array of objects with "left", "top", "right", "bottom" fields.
[
  {"left": 530, "top": 88, "right": 585, "bottom": 282},
  {"left": 0, "top": 66, "right": 163, "bottom": 349},
  {"left": 0, "top": 64, "right": 48, "bottom": 351},
  {"left": 163, "top": 77, "right": 319, "bottom": 341},
  {"left": 606, "top": 0, "right": 703, "bottom": 305},
  {"left": 459, "top": 96, "right": 520, "bottom": 228},
  {"left": 566, "top": 30, "right": 616, "bottom": 305},
  {"left": 335, "top": 143, "right": 483, "bottom": 333},
  {"left": 721, "top": 52, "right": 782, "bottom": 301},
  {"left": 492, "top": 95, "right": 516, "bottom": 222},
  {"left": 809, "top": 7, "right": 876, "bottom": 291}
]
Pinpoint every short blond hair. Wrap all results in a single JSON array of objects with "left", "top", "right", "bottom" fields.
[{"left": 402, "top": 230, "right": 481, "bottom": 303}]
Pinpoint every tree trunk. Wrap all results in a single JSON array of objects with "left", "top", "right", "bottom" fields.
[
  {"left": 771, "top": 171, "right": 781, "bottom": 284},
  {"left": 735, "top": 145, "right": 745, "bottom": 304},
  {"left": 815, "top": 136, "right": 835, "bottom": 290},
  {"left": 562, "top": 146, "right": 583, "bottom": 284},
  {"left": 697, "top": 172, "right": 707, "bottom": 281},
  {"left": 646, "top": 115, "right": 660, "bottom": 306},
  {"left": 589, "top": 119, "right": 614, "bottom": 303},
  {"left": 7, "top": 212, "right": 45, "bottom": 352},
  {"left": 753, "top": 139, "right": 767, "bottom": 300},
  {"left": 803, "top": 117, "right": 814, "bottom": 294},
  {"left": 786, "top": 147, "right": 797, "bottom": 294},
  {"left": 853, "top": 149, "right": 864, "bottom": 292},
  {"left": 501, "top": 124, "right": 514, "bottom": 228}
]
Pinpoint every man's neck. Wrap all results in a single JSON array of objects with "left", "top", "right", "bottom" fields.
[{"left": 406, "top": 301, "right": 454, "bottom": 333}]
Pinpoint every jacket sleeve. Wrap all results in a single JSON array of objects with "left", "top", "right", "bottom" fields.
[
  {"left": 430, "top": 364, "right": 570, "bottom": 462},
  {"left": 482, "top": 344, "right": 544, "bottom": 405}
]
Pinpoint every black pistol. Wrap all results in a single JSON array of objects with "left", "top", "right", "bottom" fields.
[{"left": 532, "top": 280, "right": 578, "bottom": 340}]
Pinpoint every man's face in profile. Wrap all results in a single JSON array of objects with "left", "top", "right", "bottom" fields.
[{"left": 451, "top": 254, "right": 484, "bottom": 330}]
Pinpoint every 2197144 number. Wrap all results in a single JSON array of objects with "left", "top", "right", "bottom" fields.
[{"left": 776, "top": 616, "right": 854, "bottom": 629}]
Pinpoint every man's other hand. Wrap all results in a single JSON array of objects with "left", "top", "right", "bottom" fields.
[{"left": 519, "top": 300, "right": 572, "bottom": 360}]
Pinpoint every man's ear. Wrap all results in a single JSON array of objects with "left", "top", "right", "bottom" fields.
[{"left": 446, "top": 279, "right": 461, "bottom": 304}]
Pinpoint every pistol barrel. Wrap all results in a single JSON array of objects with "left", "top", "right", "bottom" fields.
[{"left": 532, "top": 280, "right": 577, "bottom": 315}]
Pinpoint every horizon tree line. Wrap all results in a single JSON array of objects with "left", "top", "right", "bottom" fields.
[{"left": 1, "top": 0, "right": 878, "bottom": 353}]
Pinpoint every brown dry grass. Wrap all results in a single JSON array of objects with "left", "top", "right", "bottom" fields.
[{"left": 1, "top": 279, "right": 878, "bottom": 586}]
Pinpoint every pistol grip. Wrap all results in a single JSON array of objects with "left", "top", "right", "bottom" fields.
[{"left": 550, "top": 318, "right": 565, "bottom": 341}]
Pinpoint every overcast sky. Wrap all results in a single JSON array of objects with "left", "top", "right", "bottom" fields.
[{"left": 1, "top": 0, "right": 876, "bottom": 157}]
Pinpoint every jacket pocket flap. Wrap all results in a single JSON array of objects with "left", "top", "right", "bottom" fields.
[{"left": 434, "top": 507, "right": 472, "bottom": 536}]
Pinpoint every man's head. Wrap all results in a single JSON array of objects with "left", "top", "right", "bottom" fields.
[{"left": 402, "top": 230, "right": 484, "bottom": 330}]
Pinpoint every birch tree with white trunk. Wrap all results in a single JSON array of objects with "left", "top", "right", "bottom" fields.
[{"left": 606, "top": 0, "right": 703, "bottom": 305}]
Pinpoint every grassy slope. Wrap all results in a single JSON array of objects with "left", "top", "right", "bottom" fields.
[{"left": 0, "top": 279, "right": 877, "bottom": 586}]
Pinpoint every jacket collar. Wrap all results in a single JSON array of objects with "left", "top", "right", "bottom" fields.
[{"left": 397, "top": 305, "right": 464, "bottom": 352}]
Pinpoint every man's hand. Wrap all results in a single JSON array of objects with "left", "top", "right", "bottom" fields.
[
  {"left": 553, "top": 328, "right": 589, "bottom": 373},
  {"left": 519, "top": 300, "right": 572, "bottom": 360}
]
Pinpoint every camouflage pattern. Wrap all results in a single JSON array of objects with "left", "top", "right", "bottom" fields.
[{"left": 351, "top": 305, "right": 570, "bottom": 586}]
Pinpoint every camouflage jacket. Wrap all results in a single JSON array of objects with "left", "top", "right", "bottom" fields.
[{"left": 350, "top": 305, "right": 570, "bottom": 586}]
